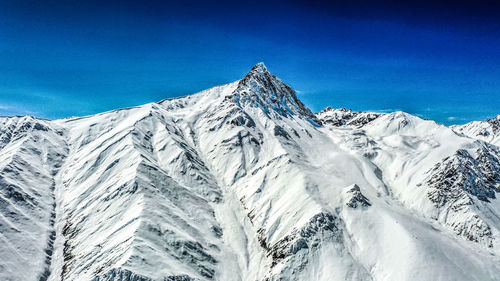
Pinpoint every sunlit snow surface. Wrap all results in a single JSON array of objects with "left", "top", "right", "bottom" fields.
[
  {"left": 453, "top": 115, "right": 500, "bottom": 147},
  {"left": 1, "top": 63, "right": 500, "bottom": 281}
]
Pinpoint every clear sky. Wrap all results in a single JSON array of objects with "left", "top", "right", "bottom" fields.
[{"left": 1, "top": 0, "right": 499, "bottom": 125}]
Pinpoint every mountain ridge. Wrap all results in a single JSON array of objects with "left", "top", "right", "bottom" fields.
[{"left": 1, "top": 63, "right": 500, "bottom": 281}]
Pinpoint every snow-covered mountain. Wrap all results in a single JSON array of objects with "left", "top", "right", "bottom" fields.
[
  {"left": 1, "top": 63, "right": 500, "bottom": 281},
  {"left": 452, "top": 115, "right": 500, "bottom": 146}
]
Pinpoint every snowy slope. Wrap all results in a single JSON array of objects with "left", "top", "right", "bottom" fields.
[
  {"left": 1, "top": 63, "right": 500, "bottom": 281},
  {"left": 0, "top": 116, "right": 67, "bottom": 281},
  {"left": 452, "top": 115, "right": 500, "bottom": 146}
]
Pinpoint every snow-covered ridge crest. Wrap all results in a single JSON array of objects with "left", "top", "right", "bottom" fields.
[
  {"left": 1, "top": 63, "right": 500, "bottom": 281},
  {"left": 315, "top": 106, "right": 382, "bottom": 127},
  {"left": 453, "top": 114, "right": 500, "bottom": 146}
]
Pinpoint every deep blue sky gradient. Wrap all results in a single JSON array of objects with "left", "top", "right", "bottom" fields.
[{"left": 1, "top": 0, "right": 499, "bottom": 124}]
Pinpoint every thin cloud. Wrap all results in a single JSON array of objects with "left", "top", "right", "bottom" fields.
[
  {"left": 447, "top": 116, "right": 468, "bottom": 122},
  {"left": 0, "top": 104, "right": 38, "bottom": 116}
]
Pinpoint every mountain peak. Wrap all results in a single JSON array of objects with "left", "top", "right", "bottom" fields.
[
  {"left": 251, "top": 62, "right": 268, "bottom": 73},
  {"left": 233, "top": 63, "right": 318, "bottom": 123},
  {"left": 241, "top": 62, "right": 270, "bottom": 81},
  {"left": 486, "top": 114, "right": 500, "bottom": 133}
]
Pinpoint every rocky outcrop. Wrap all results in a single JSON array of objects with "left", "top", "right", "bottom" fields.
[
  {"left": 422, "top": 142, "right": 500, "bottom": 246},
  {"left": 344, "top": 184, "right": 371, "bottom": 209},
  {"left": 316, "top": 107, "right": 381, "bottom": 127}
]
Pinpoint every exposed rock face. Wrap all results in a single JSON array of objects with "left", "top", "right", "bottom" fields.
[
  {"left": 452, "top": 114, "right": 500, "bottom": 146},
  {"left": 486, "top": 115, "right": 500, "bottom": 135},
  {"left": 422, "top": 142, "right": 500, "bottom": 247},
  {"left": 316, "top": 107, "right": 382, "bottom": 127},
  {"left": 344, "top": 184, "right": 371, "bottom": 208},
  {"left": 257, "top": 212, "right": 341, "bottom": 280},
  {"left": 425, "top": 144, "right": 500, "bottom": 203},
  {"left": 232, "top": 63, "right": 319, "bottom": 124},
  {"left": 94, "top": 269, "right": 197, "bottom": 281}
]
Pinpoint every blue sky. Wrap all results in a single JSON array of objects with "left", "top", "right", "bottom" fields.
[{"left": 1, "top": 0, "right": 499, "bottom": 125}]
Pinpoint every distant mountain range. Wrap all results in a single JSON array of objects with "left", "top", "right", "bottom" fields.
[{"left": 1, "top": 63, "right": 499, "bottom": 281}]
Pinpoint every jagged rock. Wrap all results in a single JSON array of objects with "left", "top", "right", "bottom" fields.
[
  {"left": 344, "top": 184, "right": 371, "bottom": 208},
  {"left": 259, "top": 212, "right": 342, "bottom": 280},
  {"left": 95, "top": 269, "right": 153, "bottom": 281},
  {"left": 422, "top": 142, "right": 500, "bottom": 246},
  {"left": 316, "top": 107, "right": 382, "bottom": 127},
  {"left": 452, "top": 114, "right": 500, "bottom": 146},
  {"left": 425, "top": 143, "right": 500, "bottom": 204},
  {"left": 231, "top": 63, "right": 320, "bottom": 124}
]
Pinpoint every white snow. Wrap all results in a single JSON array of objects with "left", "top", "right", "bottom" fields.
[
  {"left": 1, "top": 63, "right": 500, "bottom": 281},
  {"left": 452, "top": 115, "right": 500, "bottom": 146}
]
